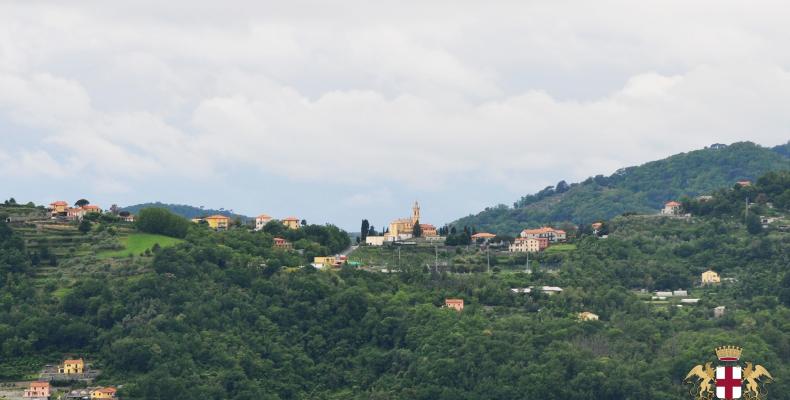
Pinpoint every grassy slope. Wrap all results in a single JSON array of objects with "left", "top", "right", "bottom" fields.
[{"left": 97, "top": 233, "right": 183, "bottom": 258}]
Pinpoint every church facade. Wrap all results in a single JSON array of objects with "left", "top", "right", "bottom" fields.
[{"left": 386, "top": 201, "right": 437, "bottom": 239}]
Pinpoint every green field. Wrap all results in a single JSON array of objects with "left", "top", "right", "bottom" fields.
[
  {"left": 97, "top": 233, "right": 182, "bottom": 258},
  {"left": 544, "top": 243, "right": 577, "bottom": 253}
]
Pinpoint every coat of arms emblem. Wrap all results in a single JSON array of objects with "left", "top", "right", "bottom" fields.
[{"left": 684, "top": 346, "right": 773, "bottom": 400}]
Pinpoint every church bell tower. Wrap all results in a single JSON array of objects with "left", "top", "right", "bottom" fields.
[{"left": 412, "top": 201, "right": 420, "bottom": 224}]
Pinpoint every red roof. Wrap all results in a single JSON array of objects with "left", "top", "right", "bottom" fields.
[
  {"left": 96, "top": 387, "right": 117, "bottom": 394},
  {"left": 665, "top": 201, "right": 681, "bottom": 207},
  {"left": 282, "top": 216, "right": 299, "bottom": 221},
  {"left": 50, "top": 201, "right": 68, "bottom": 206},
  {"left": 521, "top": 226, "right": 564, "bottom": 235},
  {"left": 257, "top": 214, "right": 272, "bottom": 219},
  {"left": 82, "top": 205, "right": 100, "bottom": 210},
  {"left": 471, "top": 232, "right": 496, "bottom": 239}
]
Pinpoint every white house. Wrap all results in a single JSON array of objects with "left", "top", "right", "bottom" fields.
[
  {"left": 255, "top": 214, "right": 273, "bottom": 231},
  {"left": 365, "top": 236, "right": 386, "bottom": 246}
]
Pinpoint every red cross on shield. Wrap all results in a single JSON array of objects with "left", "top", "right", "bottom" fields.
[{"left": 716, "top": 366, "right": 742, "bottom": 399}]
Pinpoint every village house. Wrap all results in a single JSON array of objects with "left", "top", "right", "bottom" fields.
[
  {"left": 204, "top": 215, "right": 230, "bottom": 230},
  {"left": 90, "top": 387, "right": 117, "bottom": 399},
  {"left": 23, "top": 381, "right": 50, "bottom": 399},
  {"left": 282, "top": 216, "right": 301, "bottom": 229},
  {"left": 420, "top": 223, "right": 438, "bottom": 237},
  {"left": 736, "top": 180, "right": 752, "bottom": 187},
  {"left": 365, "top": 236, "right": 386, "bottom": 246},
  {"left": 445, "top": 298, "right": 464, "bottom": 311},
  {"left": 121, "top": 213, "right": 135, "bottom": 222},
  {"left": 254, "top": 214, "right": 272, "bottom": 231},
  {"left": 714, "top": 306, "right": 726, "bottom": 318},
  {"left": 59, "top": 358, "right": 84, "bottom": 374},
  {"left": 661, "top": 201, "right": 682, "bottom": 215},
  {"left": 509, "top": 237, "right": 548, "bottom": 253},
  {"left": 701, "top": 269, "right": 721, "bottom": 285},
  {"left": 578, "top": 311, "right": 599, "bottom": 321},
  {"left": 50, "top": 200, "right": 69, "bottom": 216},
  {"left": 273, "top": 237, "right": 292, "bottom": 249},
  {"left": 591, "top": 222, "right": 603, "bottom": 235},
  {"left": 520, "top": 226, "right": 566, "bottom": 243}
]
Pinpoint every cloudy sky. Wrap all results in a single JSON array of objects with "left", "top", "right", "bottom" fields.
[{"left": 1, "top": 1, "right": 788, "bottom": 230}]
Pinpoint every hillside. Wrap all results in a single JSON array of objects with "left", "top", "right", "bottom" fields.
[
  {"left": 2, "top": 184, "right": 790, "bottom": 398},
  {"left": 453, "top": 141, "right": 790, "bottom": 234},
  {"left": 121, "top": 202, "right": 250, "bottom": 221}
]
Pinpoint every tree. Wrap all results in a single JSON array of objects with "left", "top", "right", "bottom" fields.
[
  {"left": 556, "top": 180, "right": 570, "bottom": 193},
  {"left": 412, "top": 220, "right": 422, "bottom": 238},
  {"left": 301, "top": 219, "right": 308, "bottom": 226},
  {"left": 75, "top": 199, "right": 90, "bottom": 207},
  {"left": 136, "top": 208, "right": 190, "bottom": 238},
  {"left": 78, "top": 219, "right": 92, "bottom": 234},
  {"left": 360, "top": 220, "right": 370, "bottom": 242},
  {"left": 746, "top": 213, "right": 763, "bottom": 234}
]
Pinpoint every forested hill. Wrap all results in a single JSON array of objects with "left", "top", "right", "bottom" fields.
[
  {"left": 453, "top": 141, "right": 790, "bottom": 234},
  {"left": 121, "top": 202, "right": 250, "bottom": 221}
]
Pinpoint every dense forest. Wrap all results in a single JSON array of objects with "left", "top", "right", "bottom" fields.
[
  {"left": 0, "top": 169, "right": 789, "bottom": 399},
  {"left": 454, "top": 141, "right": 790, "bottom": 234}
]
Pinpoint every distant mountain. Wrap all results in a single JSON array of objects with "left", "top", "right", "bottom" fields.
[
  {"left": 453, "top": 141, "right": 790, "bottom": 234},
  {"left": 121, "top": 202, "right": 250, "bottom": 221}
]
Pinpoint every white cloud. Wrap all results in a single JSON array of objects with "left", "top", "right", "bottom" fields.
[{"left": 0, "top": 1, "right": 788, "bottom": 223}]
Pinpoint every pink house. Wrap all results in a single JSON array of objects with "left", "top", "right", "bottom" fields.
[{"left": 24, "top": 381, "right": 50, "bottom": 399}]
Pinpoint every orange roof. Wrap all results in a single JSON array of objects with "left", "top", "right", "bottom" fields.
[
  {"left": 205, "top": 214, "right": 230, "bottom": 220},
  {"left": 445, "top": 298, "right": 464, "bottom": 304},
  {"left": 96, "top": 387, "right": 117, "bottom": 394},
  {"left": 82, "top": 205, "right": 100, "bottom": 210},
  {"left": 521, "top": 226, "right": 561, "bottom": 234},
  {"left": 273, "top": 237, "right": 287, "bottom": 242},
  {"left": 282, "top": 216, "right": 299, "bottom": 221},
  {"left": 257, "top": 214, "right": 272, "bottom": 219},
  {"left": 471, "top": 232, "right": 496, "bottom": 238},
  {"left": 50, "top": 201, "right": 68, "bottom": 206},
  {"left": 64, "top": 358, "right": 84, "bottom": 364},
  {"left": 665, "top": 201, "right": 681, "bottom": 206},
  {"left": 420, "top": 224, "right": 436, "bottom": 229},
  {"left": 30, "top": 381, "right": 49, "bottom": 388}
]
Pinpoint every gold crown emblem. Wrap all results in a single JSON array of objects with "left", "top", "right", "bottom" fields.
[{"left": 715, "top": 345, "right": 742, "bottom": 361}]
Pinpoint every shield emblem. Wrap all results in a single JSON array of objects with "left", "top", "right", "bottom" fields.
[{"left": 716, "top": 366, "right": 742, "bottom": 399}]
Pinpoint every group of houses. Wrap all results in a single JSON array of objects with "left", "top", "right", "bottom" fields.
[
  {"left": 49, "top": 201, "right": 134, "bottom": 222},
  {"left": 508, "top": 226, "right": 566, "bottom": 253},
  {"left": 23, "top": 358, "right": 116, "bottom": 399},
  {"left": 365, "top": 202, "right": 439, "bottom": 245},
  {"left": 191, "top": 213, "right": 301, "bottom": 232},
  {"left": 442, "top": 296, "right": 599, "bottom": 321}
]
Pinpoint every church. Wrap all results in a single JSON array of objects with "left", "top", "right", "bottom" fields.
[{"left": 386, "top": 201, "right": 437, "bottom": 239}]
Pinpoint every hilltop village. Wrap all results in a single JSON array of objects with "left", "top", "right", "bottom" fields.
[{"left": 0, "top": 168, "right": 788, "bottom": 399}]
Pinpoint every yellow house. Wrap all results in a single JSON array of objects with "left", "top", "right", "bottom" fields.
[
  {"left": 282, "top": 216, "right": 301, "bottom": 229},
  {"left": 59, "top": 358, "right": 84, "bottom": 374},
  {"left": 701, "top": 269, "right": 721, "bottom": 285},
  {"left": 50, "top": 201, "right": 69, "bottom": 214},
  {"left": 313, "top": 256, "right": 336, "bottom": 266},
  {"left": 205, "top": 215, "right": 230, "bottom": 230},
  {"left": 578, "top": 311, "right": 599, "bottom": 321},
  {"left": 90, "top": 387, "right": 117, "bottom": 399}
]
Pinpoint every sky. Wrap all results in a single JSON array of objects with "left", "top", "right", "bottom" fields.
[{"left": 1, "top": 1, "right": 789, "bottom": 231}]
